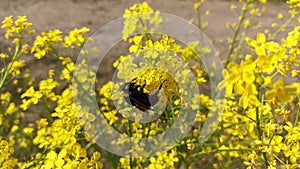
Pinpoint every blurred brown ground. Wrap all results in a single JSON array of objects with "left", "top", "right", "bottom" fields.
[
  {"left": 0, "top": 0, "right": 290, "bottom": 39},
  {"left": 0, "top": 0, "right": 292, "bottom": 83}
]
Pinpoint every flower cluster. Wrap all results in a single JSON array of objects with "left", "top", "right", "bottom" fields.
[
  {"left": 0, "top": 137, "right": 18, "bottom": 168},
  {"left": 0, "top": 1, "right": 299, "bottom": 169},
  {"left": 122, "top": 1, "right": 162, "bottom": 41},
  {"left": 31, "top": 27, "right": 90, "bottom": 59},
  {"left": 0, "top": 16, "right": 103, "bottom": 169},
  {"left": 1, "top": 15, "right": 35, "bottom": 40},
  {"left": 216, "top": 17, "right": 300, "bottom": 169}
]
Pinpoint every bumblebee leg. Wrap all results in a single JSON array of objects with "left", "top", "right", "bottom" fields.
[
  {"left": 158, "top": 80, "right": 167, "bottom": 90},
  {"left": 140, "top": 84, "right": 146, "bottom": 92}
]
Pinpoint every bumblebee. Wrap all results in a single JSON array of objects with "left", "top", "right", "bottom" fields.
[{"left": 123, "top": 78, "right": 165, "bottom": 111}]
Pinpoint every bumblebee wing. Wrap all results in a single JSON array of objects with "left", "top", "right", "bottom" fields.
[{"left": 129, "top": 96, "right": 151, "bottom": 111}]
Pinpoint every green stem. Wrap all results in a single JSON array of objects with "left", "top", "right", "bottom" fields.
[
  {"left": 145, "top": 122, "right": 151, "bottom": 138},
  {"left": 50, "top": 44, "right": 124, "bottom": 135},
  {"left": 41, "top": 97, "right": 53, "bottom": 123},
  {"left": 189, "top": 148, "right": 254, "bottom": 160},
  {"left": 296, "top": 75, "right": 300, "bottom": 82},
  {"left": 225, "top": 1, "right": 250, "bottom": 67},
  {"left": 50, "top": 45, "right": 94, "bottom": 102},
  {"left": 255, "top": 107, "right": 269, "bottom": 167},
  {"left": 199, "top": 121, "right": 246, "bottom": 144},
  {"left": 194, "top": 0, "right": 205, "bottom": 70},
  {"left": 232, "top": 21, "right": 251, "bottom": 63},
  {"left": 269, "top": 14, "right": 296, "bottom": 41},
  {"left": 294, "top": 97, "right": 299, "bottom": 127},
  {"left": 128, "top": 120, "right": 134, "bottom": 169},
  {"left": 194, "top": 0, "right": 202, "bottom": 31},
  {"left": 0, "top": 34, "right": 23, "bottom": 91}
]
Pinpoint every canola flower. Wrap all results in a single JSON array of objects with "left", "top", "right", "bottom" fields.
[{"left": 0, "top": 1, "right": 299, "bottom": 169}]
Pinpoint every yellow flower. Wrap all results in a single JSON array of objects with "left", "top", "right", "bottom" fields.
[
  {"left": 39, "top": 72, "right": 58, "bottom": 91},
  {"left": 244, "top": 20, "right": 252, "bottom": 28},
  {"left": 277, "top": 13, "right": 284, "bottom": 19},
  {"left": 5, "top": 103, "right": 18, "bottom": 115},
  {"left": 259, "top": 0, "right": 267, "bottom": 3},
  {"left": 0, "top": 53, "right": 9, "bottom": 59},
  {"left": 146, "top": 151, "right": 178, "bottom": 169},
  {"left": 265, "top": 78, "right": 296, "bottom": 105},
  {"left": 44, "top": 149, "right": 67, "bottom": 168},
  {"left": 220, "top": 58, "right": 256, "bottom": 98},
  {"left": 103, "top": 110, "right": 118, "bottom": 125},
  {"left": 0, "top": 137, "right": 18, "bottom": 168},
  {"left": 19, "top": 99, "right": 31, "bottom": 110},
  {"left": 9, "top": 60, "right": 25, "bottom": 75},
  {"left": 239, "top": 83, "right": 260, "bottom": 109},
  {"left": 194, "top": 2, "right": 201, "bottom": 9},
  {"left": 1, "top": 15, "right": 35, "bottom": 39},
  {"left": 287, "top": 0, "right": 300, "bottom": 11},
  {"left": 15, "top": 16, "right": 27, "bottom": 27},
  {"left": 1, "top": 15, "right": 13, "bottom": 29},
  {"left": 128, "top": 35, "right": 143, "bottom": 53},
  {"left": 90, "top": 152, "right": 103, "bottom": 168},
  {"left": 230, "top": 4, "right": 237, "bottom": 10},
  {"left": 20, "top": 86, "right": 43, "bottom": 110},
  {"left": 60, "top": 57, "right": 74, "bottom": 81},
  {"left": 247, "top": 33, "right": 268, "bottom": 56},
  {"left": 22, "top": 44, "right": 30, "bottom": 54},
  {"left": 283, "top": 122, "right": 300, "bottom": 163},
  {"left": 292, "top": 70, "right": 300, "bottom": 77},
  {"left": 63, "top": 27, "right": 90, "bottom": 48},
  {"left": 31, "top": 29, "right": 63, "bottom": 59},
  {"left": 39, "top": 79, "right": 59, "bottom": 101},
  {"left": 122, "top": 2, "right": 161, "bottom": 41},
  {"left": 284, "top": 26, "right": 300, "bottom": 48},
  {"left": 23, "top": 126, "right": 34, "bottom": 135},
  {"left": 174, "top": 99, "right": 181, "bottom": 106},
  {"left": 21, "top": 86, "right": 41, "bottom": 101}
]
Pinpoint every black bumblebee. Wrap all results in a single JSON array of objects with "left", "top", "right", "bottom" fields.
[{"left": 123, "top": 78, "right": 166, "bottom": 111}]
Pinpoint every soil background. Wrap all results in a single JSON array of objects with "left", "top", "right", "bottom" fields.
[{"left": 0, "top": 0, "right": 293, "bottom": 83}]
